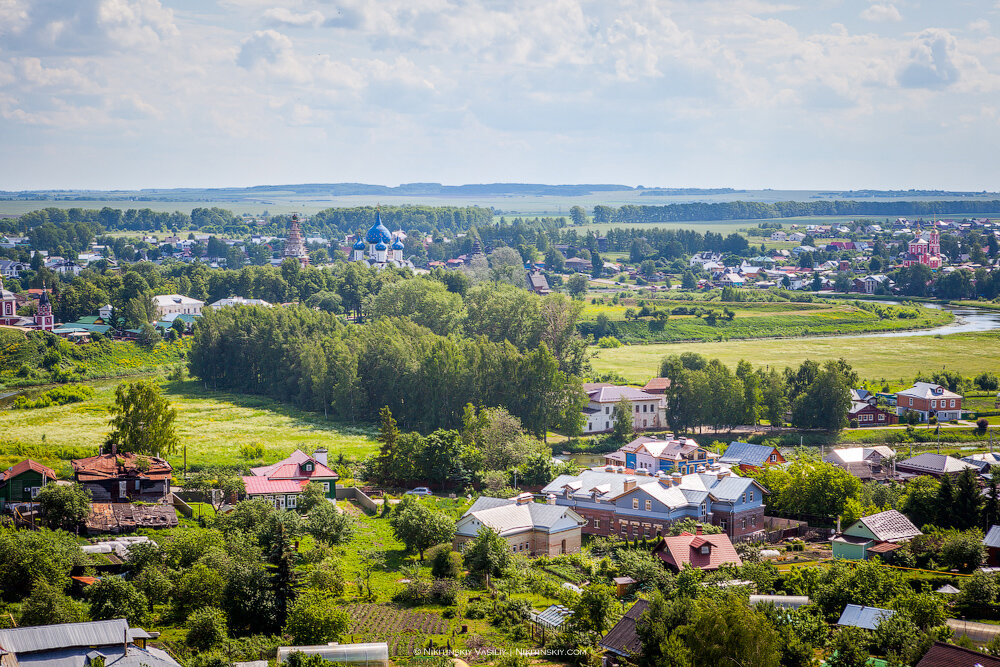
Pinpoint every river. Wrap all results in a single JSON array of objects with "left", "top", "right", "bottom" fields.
[{"left": 836, "top": 300, "right": 1000, "bottom": 339}]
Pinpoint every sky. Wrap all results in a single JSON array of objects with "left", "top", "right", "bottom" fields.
[{"left": 1, "top": 0, "right": 999, "bottom": 191}]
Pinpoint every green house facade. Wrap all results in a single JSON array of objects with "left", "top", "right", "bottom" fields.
[
  {"left": 0, "top": 460, "right": 58, "bottom": 509},
  {"left": 831, "top": 510, "right": 921, "bottom": 561}
]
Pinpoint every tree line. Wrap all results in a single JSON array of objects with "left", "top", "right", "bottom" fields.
[
  {"left": 595, "top": 199, "right": 1000, "bottom": 224},
  {"left": 187, "top": 302, "right": 587, "bottom": 434},
  {"left": 660, "top": 353, "right": 854, "bottom": 432}
]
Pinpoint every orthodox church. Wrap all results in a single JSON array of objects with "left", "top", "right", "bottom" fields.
[
  {"left": 351, "top": 209, "right": 413, "bottom": 269},
  {"left": 0, "top": 279, "right": 55, "bottom": 331}
]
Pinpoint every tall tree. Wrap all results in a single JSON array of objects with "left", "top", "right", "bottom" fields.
[
  {"left": 611, "top": 396, "right": 634, "bottom": 444},
  {"left": 104, "top": 379, "right": 178, "bottom": 456},
  {"left": 389, "top": 496, "right": 455, "bottom": 559},
  {"left": 268, "top": 523, "right": 298, "bottom": 629},
  {"left": 953, "top": 468, "right": 983, "bottom": 531}
]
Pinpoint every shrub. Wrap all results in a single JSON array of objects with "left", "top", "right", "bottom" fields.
[
  {"left": 928, "top": 416, "right": 937, "bottom": 425},
  {"left": 978, "top": 418, "right": 990, "bottom": 433},
  {"left": 596, "top": 336, "right": 622, "bottom": 348},
  {"left": 186, "top": 606, "right": 228, "bottom": 651},
  {"left": 87, "top": 576, "right": 148, "bottom": 625},
  {"left": 428, "top": 544, "right": 463, "bottom": 579},
  {"left": 849, "top": 419, "right": 859, "bottom": 429},
  {"left": 283, "top": 591, "right": 348, "bottom": 645}
]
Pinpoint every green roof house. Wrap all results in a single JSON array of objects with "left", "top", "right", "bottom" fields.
[
  {"left": 0, "top": 459, "right": 58, "bottom": 509},
  {"left": 831, "top": 510, "right": 921, "bottom": 561}
]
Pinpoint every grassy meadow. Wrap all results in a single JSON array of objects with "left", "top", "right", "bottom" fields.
[
  {"left": 590, "top": 330, "right": 1000, "bottom": 384},
  {"left": 0, "top": 378, "right": 379, "bottom": 476}
]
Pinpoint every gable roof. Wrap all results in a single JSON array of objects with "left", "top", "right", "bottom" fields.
[
  {"left": 837, "top": 604, "right": 894, "bottom": 630},
  {"left": 984, "top": 525, "right": 1000, "bottom": 549},
  {"left": 719, "top": 442, "right": 778, "bottom": 467},
  {"left": 855, "top": 510, "right": 921, "bottom": 542},
  {"left": 599, "top": 599, "right": 649, "bottom": 657},
  {"left": 916, "top": 641, "right": 1000, "bottom": 667},
  {"left": 250, "top": 449, "right": 338, "bottom": 480},
  {"left": 897, "top": 382, "right": 962, "bottom": 400},
  {"left": 642, "top": 377, "right": 671, "bottom": 392},
  {"left": 586, "top": 385, "right": 663, "bottom": 404},
  {"left": 1, "top": 459, "right": 57, "bottom": 482},
  {"left": 460, "top": 497, "right": 585, "bottom": 536},
  {"left": 653, "top": 532, "right": 741, "bottom": 570},
  {"left": 242, "top": 477, "right": 305, "bottom": 495},
  {"left": 0, "top": 618, "right": 141, "bottom": 654},
  {"left": 73, "top": 452, "right": 172, "bottom": 482},
  {"left": 898, "top": 453, "right": 977, "bottom": 475},
  {"left": 826, "top": 446, "right": 895, "bottom": 465}
]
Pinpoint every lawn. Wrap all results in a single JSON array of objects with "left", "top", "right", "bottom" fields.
[
  {"left": 590, "top": 330, "right": 1000, "bottom": 384},
  {"left": 0, "top": 378, "right": 380, "bottom": 476}
]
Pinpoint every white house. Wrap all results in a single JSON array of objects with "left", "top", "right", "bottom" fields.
[
  {"left": 581, "top": 384, "right": 667, "bottom": 434},
  {"left": 769, "top": 231, "right": 787, "bottom": 241},
  {"left": 453, "top": 494, "right": 585, "bottom": 556},
  {"left": 152, "top": 294, "right": 204, "bottom": 319}
]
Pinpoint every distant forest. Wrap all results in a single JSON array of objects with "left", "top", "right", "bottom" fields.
[{"left": 593, "top": 199, "right": 1000, "bottom": 223}]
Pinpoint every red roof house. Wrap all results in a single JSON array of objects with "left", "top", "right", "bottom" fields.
[
  {"left": 243, "top": 449, "right": 338, "bottom": 510},
  {"left": 652, "top": 526, "right": 742, "bottom": 571}
]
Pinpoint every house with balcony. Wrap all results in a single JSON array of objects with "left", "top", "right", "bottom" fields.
[
  {"left": 603, "top": 435, "right": 719, "bottom": 475},
  {"left": 895, "top": 382, "right": 962, "bottom": 422},
  {"left": 540, "top": 465, "right": 768, "bottom": 542},
  {"left": 581, "top": 384, "right": 666, "bottom": 435}
]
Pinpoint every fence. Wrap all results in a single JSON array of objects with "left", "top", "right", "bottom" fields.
[
  {"left": 335, "top": 486, "right": 381, "bottom": 513},
  {"left": 171, "top": 493, "right": 194, "bottom": 518},
  {"left": 762, "top": 516, "right": 809, "bottom": 543}
]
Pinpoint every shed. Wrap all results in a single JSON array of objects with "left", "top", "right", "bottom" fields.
[
  {"left": 837, "top": 604, "right": 894, "bottom": 630},
  {"left": 277, "top": 643, "right": 389, "bottom": 667},
  {"left": 613, "top": 576, "right": 636, "bottom": 597},
  {"left": 599, "top": 599, "right": 649, "bottom": 659}
]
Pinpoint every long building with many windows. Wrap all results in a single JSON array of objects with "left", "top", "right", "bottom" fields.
[{"left": 540, "top": 465, "right": 768, "bottom": 542}]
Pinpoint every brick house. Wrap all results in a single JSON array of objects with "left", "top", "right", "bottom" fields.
[
  {"left": 453, "top": 494, "right": 585, "bottom": 556},
  {"left": 895, "top": 382, "right": 962, "bottom": 422},
  {"left": 541, "top": 465, "right": 768, "bottom": 542}
]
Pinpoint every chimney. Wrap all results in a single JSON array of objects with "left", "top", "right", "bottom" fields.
[
  {"left": 695, "top": 523, "right": 703, "bottom": 535},
  {"left": 313, "top": 448, "right": 328, "bottom": 466},
  {"left": 623, "top": 477, "right": 637, "bottom": 492},
  {"left": 515, "top": 492, "right": 533, "bottom": 505},
  {"left": 670, "top": 472, "right": 682, "bottom": 487},
  {"left": 717, "top": 469, "right": 729, "bottom": 480},
  {"left": 546, "top": 494, "right": 556, "bottom": 505}
]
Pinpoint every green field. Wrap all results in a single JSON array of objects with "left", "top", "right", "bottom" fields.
[
  {"left": 0, "top": 379, "right": 379, "bottom": 476},
  {"left": 590, "top": 330, "right": 1000, "bottom": 384},
  {"left": 579, "top": 298, "right": 953, "bottom": 344}
]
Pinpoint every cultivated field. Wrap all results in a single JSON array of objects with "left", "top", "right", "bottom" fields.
[
  {"left": 590, "top": 330, "right": 1000, "bottom": 384},
  {"left": 0, "top": 378, "right": 379, "bottom": 474}
]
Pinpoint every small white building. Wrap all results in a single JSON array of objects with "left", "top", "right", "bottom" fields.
[
  {"left": 152, "top": 294, "right": 204, "bottom": 319},
  {"left": 209, "top": 296, "right": 272, "bottom": 309}
]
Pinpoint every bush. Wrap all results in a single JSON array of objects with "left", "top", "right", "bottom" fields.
[
  {"left": 427, "top": 544, "right": 463, "bottom": 579},
  {"left": 928, "top": 416, "right": 937, "bottom": 425},
  {"left": 283, "top": 591, "right": 349, "bottom": 644},
  {"left": 596, "top": 336, "right": 622, "bottom": 348},
  {"left": 186, "top": 606, "right": 228, "bottom": 651},
  {"left": 87, "top": 576, "right": 148, "bottom": 625},
  {"left": 849, "top": 419, "right": 859, "bottom": 429}
]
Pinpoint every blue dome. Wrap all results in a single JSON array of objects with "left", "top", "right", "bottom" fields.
[
  {"left": 353, "top": 239, "right": 365, "bottom": 250},
  {"left": 392, "top": 239, "right": 404, "bottom": 250},
  {"left": 375, "top": 242, "right": 387, "bottom": 251},
  {"left": 365, "top": 210, "right": 392, "bottom": 245}
]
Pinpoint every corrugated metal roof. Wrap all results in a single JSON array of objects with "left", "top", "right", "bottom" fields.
[
  {"left": 0, "top": 619, "right": 130, "bottom": 654},
  {"left": 719, "top": 442, "right": 776, "bottom": 467},
  {"left": 985, "top": 525, "right": 1000, "bottom": 549},
  {"left": 277, "top": 642, "right": 389, "bottom": 665},
  {"left": 599, "top": 599, "right": 649, "bottom": 657},
  {"left": 837, "top": 604, "right": 894, "bottom": 630}
]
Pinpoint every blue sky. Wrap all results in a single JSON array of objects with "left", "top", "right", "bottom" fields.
[{"left": 1, "top": 0, "right": 999, "bottom": 191}]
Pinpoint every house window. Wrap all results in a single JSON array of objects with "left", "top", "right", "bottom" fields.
[
  {"left": 322, "top": 482, "right": 330, "bottom": 493},
  {"left": 770, "top": 453, "right": 777, "bottom": 462},
  {"left": 748, "top": 491, "right": 754, "bottom": 502},
  {"left": 594, "top": 519, "right": 600, "bottom": 529},
  {"left": 635, "top": 405, "right": 639, "bottom": 413},
  {"left": 700, "top": 545, "right": 710, "bottom": 555},
  {"left": 605, "top": 407, "right": 610, "bottom": 414},
  {"left": 633, "top": 498, "right": 639, "bottom": 509},
  {"left": 701, "top": 503, "right": 706, "bottom": 515},
  {"left": 742, "top": 493, "right": 746, "bottom": 503},
  {"left": 909, "top": 398, "right": 913, "bottom": 406},
  {"left": 643, "top": 405, "right": 648, "bottom": 413},
  {"left": 720, "top": 519, "right": 728, "bottom": 530},
  {"left": 951, "top": 399, "right": 956, "bottom": 408},
  {"left": 645, "top": 500, "right": 652, "bottom": 511},
  {"left": 287, "top": 495, "right": 297, "bottom": 509},
  {"left": 741, "top": 517, "right": 747, "bottom": 530},
  {"left": 30, "top": 486, "right": 41, "bottom": 498},
  {"left": 931, "top": 400, "right": 936, "bottom": 409},
  {"left": 752, "top": 515, "right": 757, "bottom": 526}
]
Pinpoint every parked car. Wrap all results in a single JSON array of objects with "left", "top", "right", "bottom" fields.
[{"left": 405, "top": 487, "right": 433, "bottom": 496}]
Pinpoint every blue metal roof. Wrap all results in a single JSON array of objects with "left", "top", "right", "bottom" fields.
[
  {"left": 719, "top": 441, "right": 776, "bottom": 467},
  {"left": 837, "top": 604, "right": 894, "bottom": 630},
  {"left": 985, "top": 525, "right": 1000, "bottom": 549}
]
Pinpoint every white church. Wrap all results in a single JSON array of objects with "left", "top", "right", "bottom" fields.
[{"left": 351, "top": 210, "right": 413, "bottom": 269}]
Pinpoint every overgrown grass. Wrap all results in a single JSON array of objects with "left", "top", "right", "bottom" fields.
[
  {"left": 591, "top": 331, "right": 1000, "bottom": 384},
  {"left": 0, "top": 378, "right": 380, "bottom": 475}
]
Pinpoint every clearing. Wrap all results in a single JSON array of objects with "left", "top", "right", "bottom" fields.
[{"left": 0, "top": 378, "right": 379, "bottom": 475}]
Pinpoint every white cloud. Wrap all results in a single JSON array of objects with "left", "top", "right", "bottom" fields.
[
  {"left": 262, "top": 8, "right": 325, "bottom": 28},
  {"left": 861, "top": 3, "right": 902, "bottom": 23},
  {"left": 898, "top": 29, "right": 961, "bottom": 89}
]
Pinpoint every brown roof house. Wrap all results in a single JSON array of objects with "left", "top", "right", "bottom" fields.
[
  {"left": 831, "top": 509, "right": 921, "bottom": 561},
  {"left": 916, "top": 641, "right": 1000, "bottom": 667},
  {"left": 599, "top": 599, "right": 649, "bottom": 662},
  {"left": 651, "top": 525, "right": 742, "bottom": 571},
  {"left": 896, "top": 453, "right": 978, "bottom": 479},
  {"left": 72, "top": 452, "right": 172, "bottom": 503}
]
